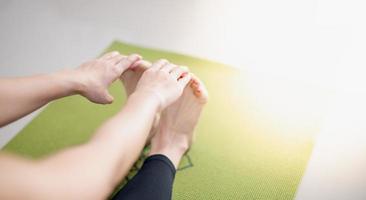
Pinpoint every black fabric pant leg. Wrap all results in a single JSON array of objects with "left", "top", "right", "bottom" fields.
[{"left": 112, "top": 154, "right": 176, "bottom": 200}]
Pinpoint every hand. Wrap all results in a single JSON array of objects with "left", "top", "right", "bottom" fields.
[
  {"left": 134, "top": 59, "right": 191, "bottom": 110},
  {"left": 73, "top": 51, "right": 141, "bottom": 104}
]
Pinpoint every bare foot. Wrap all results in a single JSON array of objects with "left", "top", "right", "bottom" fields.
[{"left": 149, "top": 74, "right": 208, "bottom": 168}]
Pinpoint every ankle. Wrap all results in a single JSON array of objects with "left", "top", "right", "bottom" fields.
[
  {"left": 149, "top": 145, "right": 186, "bottom": 169},
  {"left": 149, "top": 135, "right": 189, "bottom": 169},
  {"left": 149, "top": 125, "right": 192, "bottom": 168},
  {"left": 150, "top": 129, "right": 190, "bottom": 153}
]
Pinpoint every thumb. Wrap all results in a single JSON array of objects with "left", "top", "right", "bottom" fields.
[{"left": 103, "top": 90, "right": 114, "bottom": 104}]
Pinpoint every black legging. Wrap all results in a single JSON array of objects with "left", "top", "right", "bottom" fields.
[{"left": 112, "top": 154, "right": 176, "bottom": 200}]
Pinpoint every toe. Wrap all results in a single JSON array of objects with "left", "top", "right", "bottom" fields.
[
  {"left": 190, "top": 82, "right": 199, "bottom": 89},
  {"left": 198, "top": 85, "right": 209, "bottom": 103},
  {"left": 189, "top": 73, "right": 209, "bottom": 103}
]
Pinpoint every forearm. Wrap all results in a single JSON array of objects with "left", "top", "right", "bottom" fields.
[
  {"left": 90, "top": 91, "right": 161, "bottom": 183},
  {"left": 29, "top": 91, "right": 161, "bottom": 199},
  {"left": 0, "top": 70, "right": 80, "bottom": 127}
]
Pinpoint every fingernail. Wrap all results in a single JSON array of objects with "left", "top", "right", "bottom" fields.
[
  {"left": 134, "top": 54, "right": 142, "bottom": 59},
  {"left": 128, "top": 54, "right": 141, "bottom": 61},
  {"left": 110, "top": 51, "right": 119, "bottom": 56},
  {"left": 181, "top": 66, "right": 189, "bottom": 71}
]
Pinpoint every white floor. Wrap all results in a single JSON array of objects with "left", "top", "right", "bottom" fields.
[{"left": 1, "top": 0, "right": 366, "bottom": 199}]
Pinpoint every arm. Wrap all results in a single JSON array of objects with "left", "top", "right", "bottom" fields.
[
  {"left": 0, "top": 90, "right": 160, "bottom": 200},
  {"left": 0, "top": 71, "right": 80, "bottom": 126},
  {"left": 0, "top": 59, "right": 191, "bottom": 200},
  {"left": 0, "top": 51, "right": 140, "bottom": 127}
]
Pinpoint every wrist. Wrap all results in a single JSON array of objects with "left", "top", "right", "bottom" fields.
[
  {"left": 52, "top": 69, "right": 84, "bottom": 96},
  {"left": 129, "top": 90, "right": 164, "bottom": 112}
]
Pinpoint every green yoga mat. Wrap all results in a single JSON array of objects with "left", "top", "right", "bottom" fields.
[{"left": 3, "top": 41, "right": 330, "bottom": 199}]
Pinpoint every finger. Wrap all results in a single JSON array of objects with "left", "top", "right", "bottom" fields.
[
  {"left": 170, "top": 66, "right": 189, "bottom": 79},
  {"left": 178, "top": 73, "right": 192, "bottom": 88},
  {"left": 160, "top": 63, "right": 176, "bottom": 73},
  {"left": 180, "top": 66, "right": 190, "bottom": 73},
  {"left": 109, "top": 54, "right": 126, "bottom": 65},
  {"left": 178, "top": 65, "right": 189, "bottom": 78},
  {"left": 103, "top": 90, "right": 114, "bottom": 104},
  {"left": 118, "top": 54, "right": 142, "bottom": 71},
  {"left": 131, "top": 60, "right": 152, "bottom": 70},
  {"left": 151, "top": 59, "right": 169, "bottom": 71},
  {"left": 99, "top": 51, "right": 120, "bottom": 60},
  {"left": 190, "top": 73, "right": 199, "bottom": 83}
]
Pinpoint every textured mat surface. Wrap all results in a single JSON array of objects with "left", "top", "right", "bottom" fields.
[{"left": 4, "top": 41, "right": 329, "bottom": 199}]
